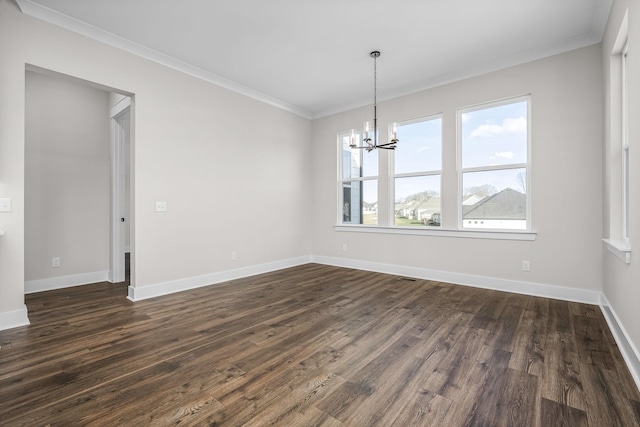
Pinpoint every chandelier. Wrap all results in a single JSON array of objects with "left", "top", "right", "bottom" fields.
[{"left": 349, "top": 51, "right": 399, "bottom": 152}]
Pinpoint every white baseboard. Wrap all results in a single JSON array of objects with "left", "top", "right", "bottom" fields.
[
  {"left": 311, "top": 255, "right": 602, "bottom": 305},
  {"left": 25, "top": 271, "right": 110, "bottom": 294},
  {"left": 127, "top": 256, "right": 312, "bottom": 301},
  {"left": 600, "top": 294, "right": 640, "bottom": 392},
  {"left": 0, "top": 304, "right": 30, "bottom": 331},
  {"left": 7, "top": 256, "right": 640, "bottom": 392}
]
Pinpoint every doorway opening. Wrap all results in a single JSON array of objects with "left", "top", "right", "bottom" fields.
[{"left": 24, "top": 65, "right": 134, "bottom": 295}]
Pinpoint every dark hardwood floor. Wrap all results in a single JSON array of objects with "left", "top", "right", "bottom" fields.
[{"left": 1, "top": 263, "right": 639, "bottom": 426}]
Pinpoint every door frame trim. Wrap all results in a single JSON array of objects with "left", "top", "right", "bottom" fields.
[{"left": 109, "top": 96, "right": 131, "bottom": 283}]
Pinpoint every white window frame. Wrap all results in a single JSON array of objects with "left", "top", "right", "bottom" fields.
[
  {"left": 457, "top": 95, "right": 532, "bottom": 231},
  {"left": 337, "top": 131, "right": 378, "bottom": 226},
  {"left": 390, "top": 114, "right": 443, "bottom": 228},
  {"left": 603, "top": 24, "right": 631, "bottom": 263},
  {"left": 622, "top": 42, "right": 630, "bottom": 246},
  {"left": 335, "top": 98, "right": 537, "bottom": 241}
]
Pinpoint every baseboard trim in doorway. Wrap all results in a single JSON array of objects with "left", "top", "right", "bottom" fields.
[
  {"left": 25, "top": 271, "right": 110, "bottom": 294},
  {"left": 0, "top": 305, "right": 30, "bottom": 331}
]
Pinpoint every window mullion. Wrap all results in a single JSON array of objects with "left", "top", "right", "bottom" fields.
[
  {"left": 461, "top": 163, "right": 528, "bottom": 174},
  {"left": 394, "top": 170, "right": 442, "bottom": 179}
]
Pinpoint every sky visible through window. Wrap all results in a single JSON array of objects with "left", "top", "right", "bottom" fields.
[
  {"left": 461, "top": 101, "right": 528, "bottom": 193},
  {"left": 395, "top": 118, "right": 442, "bottom": 175},
  {"left": 395, "top": 118, "right": 442, "bottom": 203},
  {"left": 357, "top": 100, "right": 527, "bottom": 205}
]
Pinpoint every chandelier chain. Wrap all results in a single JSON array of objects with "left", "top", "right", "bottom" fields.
[
  {"left": 373, "top": 52, "right": 377, "bottom": 147},
  {"left": 349, "top": 50, "right": 397, "bottom": 151},
  {"left": 373, "top": 52, "right": 377, "bottom": 111}
]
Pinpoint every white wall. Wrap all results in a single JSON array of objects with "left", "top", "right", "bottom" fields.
[
  {"left": 25, "top": 71, "right": 110, "bottom": 284},
  {"left": 1, "top": 0, "right": 632, "bottom": 354},
  {"left": 311, "top": 45, "right": 604, "bottom": 294},
  {"left": 602, "top": 0, "right": 640, "bottom": 379},
  {"left": 0, "top": 0, "right": 311, "bottom": 326},
  {"left": 1, "top": 0, "right": 638, "bottom": 390}
]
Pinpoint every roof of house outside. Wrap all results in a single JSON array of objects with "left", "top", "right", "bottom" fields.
[
  {"left": 396, "top": 197, "right": 440, "bottom": 213},
  {"left": 462, "top": 194, "right": 483, "bottom": 205},
  {"left": 462, "top": 188, "right": 525, "bottom": 220}
]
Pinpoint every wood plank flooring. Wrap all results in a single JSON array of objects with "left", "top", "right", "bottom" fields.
[{"left": 1, "top": 263, "right": 639, "bottom": 426}]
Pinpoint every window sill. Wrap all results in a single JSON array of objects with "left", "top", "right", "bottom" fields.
[
  {"left": 335, "top": 225, "right": 536, "bottom": 241},
  {"left": 603, "top": 239, "right": 631, "bottom": 264}
]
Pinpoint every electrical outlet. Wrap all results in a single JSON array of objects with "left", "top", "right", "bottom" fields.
[
  {"left": 155, "top": 201, "right": 167, "bottom": 212},
  {"left": 231, "top": 251, "right": 237, "bottom": 261},
  {"left": 52, "top": 257, "right": 61, "bottom": 268},
  {"left": 522, "top": 260, "right": 530, "bottom": 272},
  {"left": 342, "top": 244, "right": 347, "bottom": 252},
  {"left": 0, "top": 198, "right": 11, "bottom": 212}
]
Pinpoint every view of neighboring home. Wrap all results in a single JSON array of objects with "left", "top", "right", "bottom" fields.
[
  {"left": 363, "top": 201, "right": 377, "bottom": 213},
  {"left": 462, "top": 188, "right": 526, "bottom": 229},
  {"left": 393, "top": 188, "right": 525, "bottom": 229},
  {"left": 395, "top": 196, "right": 440, "bottom": 225},
  {"left": 462, "top": 194, "right": 482, "bottom": 206}
]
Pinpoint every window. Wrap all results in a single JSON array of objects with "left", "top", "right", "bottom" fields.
[
  {"left": 622, "top": 42, "right": 630, "bottom": 244},
  {"left": 339, "top": 131, "right": 378, "bottom": 225},
  {"left": 336, "top": 96, "right": 534, "bottom": 239},
  {"left": 392, "top": 116, "right": 442, "bottom": 227},
  {"left": 603, "top": 27, "right": 631, "bottom": 263},
  {"left": 459, "top": 97, "right": 530, "bottom": 230}
]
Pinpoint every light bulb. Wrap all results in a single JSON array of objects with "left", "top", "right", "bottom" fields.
[{"left": 389, "top": 122, "right": 398, "bottom": 141}]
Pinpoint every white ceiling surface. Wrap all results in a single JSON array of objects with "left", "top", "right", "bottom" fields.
[{"left": 16, "top": 0, "right": 612, "bottom": 119}]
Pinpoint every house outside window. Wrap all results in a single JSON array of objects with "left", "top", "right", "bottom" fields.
[
  {"left": 392, "top": 116, "right": 442, "bottom": 227},
  {"left": 339, "top": 131, "right": 378, "bottom": 225},
  {"left": 459, "top": 96, "right": 530, "bottom": 230}
]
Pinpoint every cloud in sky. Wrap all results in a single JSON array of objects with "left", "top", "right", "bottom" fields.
[
  {"left": 495, "top": 151, "right": 514, "bottom": 159},
  {"left": 470, "top": 116, "right": 526, "bottom": 138}
]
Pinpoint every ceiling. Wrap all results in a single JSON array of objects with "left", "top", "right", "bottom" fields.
[{"left": 16, "top": 0, "right": 612, "bottom": 119}]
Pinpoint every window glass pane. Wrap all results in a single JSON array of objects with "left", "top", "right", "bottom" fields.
[
  {"left": 462, "top": 168, "right": 526, "bottom": 229},
  {"left": 341, "top": 134, "right": 378, "bottom": 179},
  {"left": 395, "top": 118, "right": 442, "bottom": 174},
  {"left": 342, "top": 180, "right": 377, "bottom": 225},
  {"left": 461, "top": 101, "right": 527, "bottom": 168},
  {"left": 394, "top": 175, "right": 441, "bottom": 227}
]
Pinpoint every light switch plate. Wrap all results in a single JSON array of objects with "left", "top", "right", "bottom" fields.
[{"left": 0, "top": 198, "right": 11, "bottom": 212}]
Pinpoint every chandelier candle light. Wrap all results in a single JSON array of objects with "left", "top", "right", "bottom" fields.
[{"left": 349, "top": 51, "right": 399, "bottom": 152}]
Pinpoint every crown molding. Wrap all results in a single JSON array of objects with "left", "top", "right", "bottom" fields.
[
  {"left": 16, "top": 0, "right": 611, "bottom": 121},
  {"left": 592, "top": 0, "right": 614, "bottom": 37},
  {"left": 14, "top": 0, "right": 313, "bottom": 119},
  {"left": 313, "top": 31, "right": 606, "bottom": 119}
]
